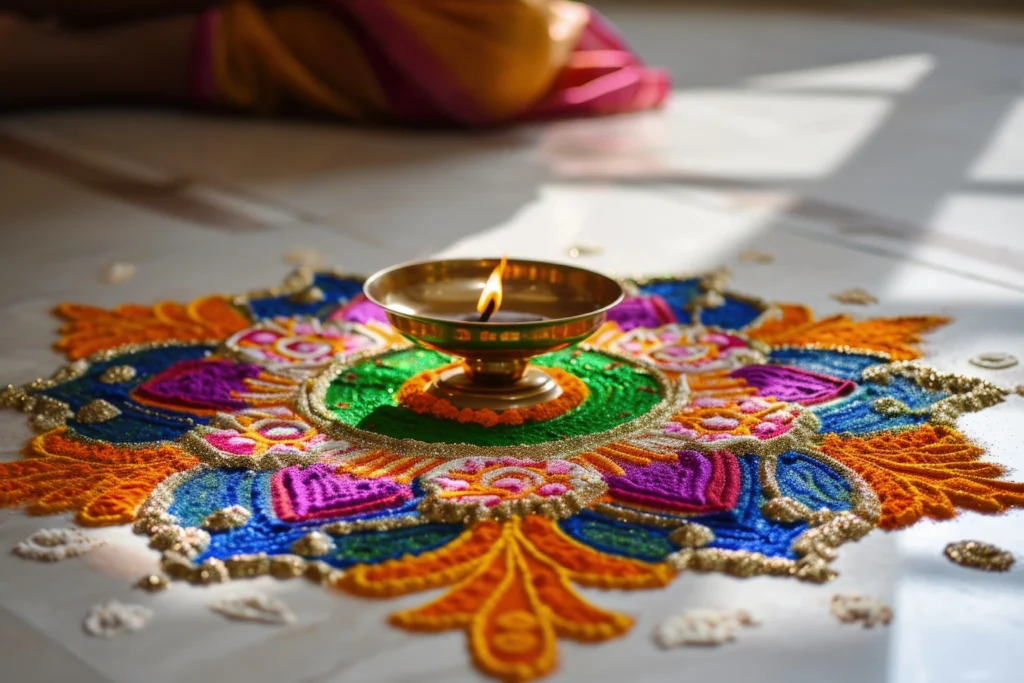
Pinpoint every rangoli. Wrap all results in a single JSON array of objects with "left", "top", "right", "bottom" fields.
[{"left": 2, "top": 268, "right": 1022, "bottom": 682}]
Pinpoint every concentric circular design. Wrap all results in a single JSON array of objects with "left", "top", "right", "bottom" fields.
[
  {"left": 298, "top": 346, "right": 688, "bottom": 459},
  {"left": 225, "top": 317, "right": 385, "bottom": 369},
  {"left": 5, "top": 268, "right": 1017, "bottom": 683}
]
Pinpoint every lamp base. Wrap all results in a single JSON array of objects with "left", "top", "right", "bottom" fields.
[{"left": 426, "top": 365, "right": 563, "bottom": 411}]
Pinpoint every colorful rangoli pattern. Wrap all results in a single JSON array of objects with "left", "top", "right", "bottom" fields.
[{"left": 2, "top": 269, "right": 1021, "bottom": 682}]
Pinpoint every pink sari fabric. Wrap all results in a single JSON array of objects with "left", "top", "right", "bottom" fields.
[
  {"left": 525, "top": 10, "right": 672, "bottom": 120},
  {"left": 327, "top": 1, "right": 671, "bottom": 125},
  {"left": 194, "top": 1, "right": 671, "bottom": 126}
]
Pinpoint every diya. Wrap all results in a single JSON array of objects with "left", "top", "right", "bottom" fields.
[{"left": 363, "top": 257, "right": 623, "bottom": 412}]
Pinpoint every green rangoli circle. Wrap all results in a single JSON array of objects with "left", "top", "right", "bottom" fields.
[{"left": 320, "top": 348, "right": 666, "bottom": 447}]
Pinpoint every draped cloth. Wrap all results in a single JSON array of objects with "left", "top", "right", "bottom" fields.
[{"left": 192, "top": 0, "right": 670, "bottom": 125}]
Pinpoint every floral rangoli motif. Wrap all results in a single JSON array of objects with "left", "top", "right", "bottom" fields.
[{"left": 1, "top": 268, "right": 1020, "bottom": 682}]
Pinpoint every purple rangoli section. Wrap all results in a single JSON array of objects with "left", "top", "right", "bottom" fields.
[
  {"left": 271, "top": 463, "right": 413, "bottom": 521},
  {"left": 331, "top": 295, "right": 389, "bottom": 325},
  {"left": 604, "top": 450, "right": 741, "bottom": 513},
  {"left": 730, "top": 365, "right": 855, "bottom": 405},
  {"left": 606, "top": 295, "right": 675, "bottom": 331},
  {"left": 133, "top": 359, "right": 261, "bottom": 412}
]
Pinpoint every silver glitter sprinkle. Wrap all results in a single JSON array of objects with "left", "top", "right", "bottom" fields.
[
  {"left": 210, "top": 594, "right": 296, "bottom": 625},
  {"left": 76, "top": 399, "right": 121, "bottom": 423},
  {"left": 830, "top": 594, "right": 892, "bottom": 627},
  {"left": 99, "top": 365, "right": 137, "bottom": 384},
  {"left": 654, "top": 609, "right": 758, "bottom": 648},
  {"left": 99, "top": 262, "right": 137, "bottom": 285},
  {"left": 83, "top": 601, "right": 153, "bottom": 638},
  {"left": 969, "top": 352, "right": 1019, "bottom": 371},
  {"left": 830, "top": 288, "right": 878, "bottom": 306},
  {"left": 14, "top": 528, "right": 104, "bottom": 562}
]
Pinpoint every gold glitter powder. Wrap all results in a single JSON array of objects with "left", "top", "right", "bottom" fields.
[
  {"left": 944, "top": 540, "right": 1015, "bottom": 572},
  {"left": 31, "top": 397, "right": 73, "bottom": 431},
  {"left": 419, "top": 490, "right": 595, "bottom": 525},
  {"left": 871, "top": 396, "right": 918, "bottom": 417},
  {"left": 289, "top": 286, "right": 326, "bottom": 304},
  {"left": 1, "top": 384, "right": 73, "bottom": 432},
  {"left": 590, "top": 503, "right": 689, "bottom": 529},
  {"left": 863, "top": 361, "right": 1009, "bottom": 423},
  {"left": 696, "top": 290, "right": 725, "bottom": 309},
  {"left": 100, "top": 365, "right": 137, "bottom": 384},
  {"left": 772, "top": 342, "right": 891, "bottom": 361},
  {"left": 664, "top": 471, "right": 877, "bottom": 583},
  {"left": 225, "top": 553, "right": 271, "bottom": 579},
  {"left": 320, "top": 515, "right": 425, "bottom": 536},
  {"left": 156, "top": 551, "right": 313, "bottom": 585},
  {"left": 669, "top": 547, "right": 794, "bottom": 579},
  {"left": 665, "top": 511, "right": 875, "bottom": 583},
  {"left": 191, "top": 558, "right": 229, "bottom": 584},
  {"left": 668, "top": 523, "right": 715, "bottom": 548},
  {"left": 149, "top": 525, "right": 210, "bottom": 557},
  {"left": 761, "top": 497, "right": 814, "bottom": 524},
  {"left": 233, "top": 267, "right": 370, "bottom": 309},
  {"left": 699, "top": 267, "right": 732, "bottom": 293},
  {"left": 269, "top": 555, "right": 308, "bottom": 579},
  {"left": 133, "top": 510, "right": 175, "bottom": 535},
  {"left": 161, "top": 551, "right": 194, "bottom": 580},
  {"left": 304, "top": 561, "right": 339, "bottom": 585},
  {"left": 134, "top": 575, "right": 171, "bottom": 592},
  {"left": 76, "top": 399, "right": 122, "bottom": 423},
  {"left": 201, "top": 505, "right": 252, "bottom": 531},
  {"left": 290, "top": 531, "right": 336, "bottom": 557}
]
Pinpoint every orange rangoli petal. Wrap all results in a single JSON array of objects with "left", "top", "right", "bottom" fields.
[
  {"left": 339, "top": 517, "right": 670, "bottom": 683},
  {"left": 0, "top": 429, "right": 197, "bottom": 526},
  {"left": 54, "top": 294, "right": 250, "bottom": 360},
  {"left": 821, "top": 424, "right": 1024, "bottom": 530},
  {"left": 748, "top": 304, "right": 948, "bottom": 360}
]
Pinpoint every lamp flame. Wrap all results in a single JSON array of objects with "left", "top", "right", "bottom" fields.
[{"left": 476, "top": 255, "right": 507, "bottom": 320}]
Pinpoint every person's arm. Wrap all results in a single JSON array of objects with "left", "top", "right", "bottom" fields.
[
  {"left": 0, "top": 11, "right": 196, "bottom": 109},
  {"left": 0, "top": 1, "right": 222, "bottom": 25}
]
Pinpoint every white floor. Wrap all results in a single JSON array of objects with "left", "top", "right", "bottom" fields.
[{"left": 1, "top": 3, "right": 1023, "bottom": 682}]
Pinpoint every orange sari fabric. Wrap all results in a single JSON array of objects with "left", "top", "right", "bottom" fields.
[{"left": 192, "top": 0, "right": 670, "bottom": 125}]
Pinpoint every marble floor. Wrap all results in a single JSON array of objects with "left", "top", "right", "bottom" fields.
[{"left": 1, "top": 3, "right": 1023, "bottom": 682}]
